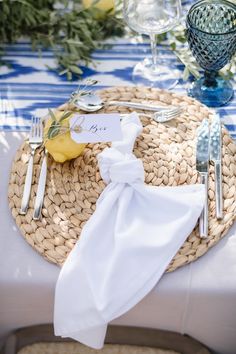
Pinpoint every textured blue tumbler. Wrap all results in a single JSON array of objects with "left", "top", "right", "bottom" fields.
[{"left": 186, "top": 0, "right": 236, "bottom": 107}]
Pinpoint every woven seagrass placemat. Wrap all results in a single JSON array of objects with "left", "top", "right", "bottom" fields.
[
  {"left": 8, "top": 86, "right": 236, "bottom": 272},
  {"left": 18, "top": 343, "right": 180, "bottom": 354}
]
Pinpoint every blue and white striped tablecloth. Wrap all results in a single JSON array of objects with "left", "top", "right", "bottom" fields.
[{"left": 0, "top": 38, "right": 235, "bottom": 140}]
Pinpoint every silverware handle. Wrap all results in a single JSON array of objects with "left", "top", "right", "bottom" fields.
[
  {"left": 20, "top": 152, "right": 34, "bottom": 215},
  {"left": 215, "top": 161, "right": 223, "bottom": 219},
  {"left": 199, "top": 172, "right": 208, "bottom": 239},
  {"left": 108, "top": 100, "right": 175, "bottom": 111},
  {"left": 33, "top": 152, "right": 47, "bottom": 220}
]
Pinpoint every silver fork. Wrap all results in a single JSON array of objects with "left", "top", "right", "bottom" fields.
[
  {"left": 142, "top": 106, "right": 182, "bottom": 123},
  {"left": 20, "top": 116, "right": 43, "bottom": 215}
]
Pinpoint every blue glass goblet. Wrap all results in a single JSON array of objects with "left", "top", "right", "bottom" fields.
[{"left": 186, "top": 0, "right": 236, "bottom": 107}]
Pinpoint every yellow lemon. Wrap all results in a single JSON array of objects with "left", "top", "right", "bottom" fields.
[
  {"left": 44, "top": 111, "right": 86, "bottom": 163},
  {"left": 82, "top": 0, "right": 115, "bottom": 12}
]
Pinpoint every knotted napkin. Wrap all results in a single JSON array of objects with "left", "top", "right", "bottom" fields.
[{"left": 54, "top": 113, "right": 205, "bottom": 349}]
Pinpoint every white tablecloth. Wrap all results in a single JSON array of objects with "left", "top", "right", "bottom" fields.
[{"left": 1, "top": 131, "right": 236, "bottom": 354}]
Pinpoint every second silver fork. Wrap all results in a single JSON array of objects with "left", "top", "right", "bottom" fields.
[
  {"left": 142, "top": 106, "right": 182, "bottom": 123},
  {"left": 20, "top": 116, "right": 43, "bottom": 215}
]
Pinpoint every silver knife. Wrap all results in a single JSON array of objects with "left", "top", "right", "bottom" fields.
[
  {"left": 210, "top": 114, "right": 223, "bottom": 219},
  {"left": 33, "top": 150, "right": 48, "bottom": 220},
  {"left": 196, "top": 119, "right": 210, "bottom": 238}
]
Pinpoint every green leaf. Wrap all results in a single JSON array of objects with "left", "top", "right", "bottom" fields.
[
  {"left": 183, "top": 67, "right": 190, "bottom": 81},
  {"left": 59, "top": 68, "right": 69, "bottom": 76},
  {"left": 48, "top": 108, "right": 56, "bottom": 121},
  {"left": 59, "top": 111, "right": 72, "bottom": 122},
  {"left": 175, "top": 35, "right": 186, "bottom": 43},
  {"left": 69, "top": 65, "right": 83, "bottom": 75},
  {"left": 47, "top": 122, "right": 61, "bottom": 139}
]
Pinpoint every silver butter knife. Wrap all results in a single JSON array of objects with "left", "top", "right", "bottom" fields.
[
  {"left": 210, "top": 114, "right": 223, "bottom": 219},
  {"left": 196, "top": 119, "right": 210, "bottom": 238},
  {"left": 33, "top": 150, "right": 48, "bottom": 220}
]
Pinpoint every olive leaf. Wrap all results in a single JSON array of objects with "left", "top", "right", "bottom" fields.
[
  {"left": 48, "top": 108, "right": 57, "bottom": 122},
  {"left": 47, "top": 122, "right": 61, "bottom": 139},
  {"left": 59, "top": 111, "right": 73, "bottom": 122}
]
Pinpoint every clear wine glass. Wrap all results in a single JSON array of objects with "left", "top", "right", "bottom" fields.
[{"left": 123, "top": 0, "right": 182, "bottom": 88}]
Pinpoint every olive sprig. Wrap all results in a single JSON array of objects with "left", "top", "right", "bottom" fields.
[{"left": 45, "top": 79, "right": 98, "bottom": 140}]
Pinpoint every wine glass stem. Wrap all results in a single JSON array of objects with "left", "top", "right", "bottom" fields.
[
  {"left": 150, "top": 33, "right": 158, "bottom": 68},
  {"left": 204, "top": 70, "right": 217, "bottom": 87}
]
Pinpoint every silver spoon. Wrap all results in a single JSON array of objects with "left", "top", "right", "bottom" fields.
[{"left": 71, "top": 92, "right": 181, "bottom": 116}]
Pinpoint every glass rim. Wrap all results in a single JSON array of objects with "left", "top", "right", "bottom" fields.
[{"left": 186, "top": 0, "right": 236, "bottom": 37}]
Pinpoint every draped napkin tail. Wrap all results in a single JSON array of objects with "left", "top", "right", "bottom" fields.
[{"left": 54, "top": 113, "right": 205, "bottom": 349}]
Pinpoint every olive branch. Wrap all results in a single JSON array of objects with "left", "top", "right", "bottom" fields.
[{"left": 45, "top": 79, "right": 98, "bottom": 140}]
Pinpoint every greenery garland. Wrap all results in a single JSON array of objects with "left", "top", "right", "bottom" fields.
[
  {"left": 0, "top": 0, "right": 124, "bottom": 80},
  {"left": 0, "top": 0, "right": 235, "bottom": 81}
]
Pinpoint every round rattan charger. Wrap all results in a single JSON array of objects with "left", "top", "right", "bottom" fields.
[{"left": 8, "top": 87, "right": 236, "bottom": 272}]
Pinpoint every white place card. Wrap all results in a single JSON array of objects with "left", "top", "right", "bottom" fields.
[{"left": 70, "top": 113, "right": 122, "bottom": 143}]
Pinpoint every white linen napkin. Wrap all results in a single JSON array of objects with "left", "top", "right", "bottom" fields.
[{"left": 54, "top": 112, "right": 205, "bottom": 349}]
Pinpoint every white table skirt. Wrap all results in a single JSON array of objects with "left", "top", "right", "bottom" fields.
[{"left": 1, "top": 132, "right": 236, "bottom": 354}]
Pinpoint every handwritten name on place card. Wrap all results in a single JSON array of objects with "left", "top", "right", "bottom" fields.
[{"left": 70, "top": 113, "right": 122, "bottom": 143}]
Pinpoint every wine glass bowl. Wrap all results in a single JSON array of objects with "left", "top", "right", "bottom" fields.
[
  {"left": 123, "top": 0, "right": 180, "bottom": 35},
  {"left": 186, "top": 0, "right": 236, "bottom": 107},
  {"left": 123, "top": 0, "right": 181, "bottom": 89}
]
